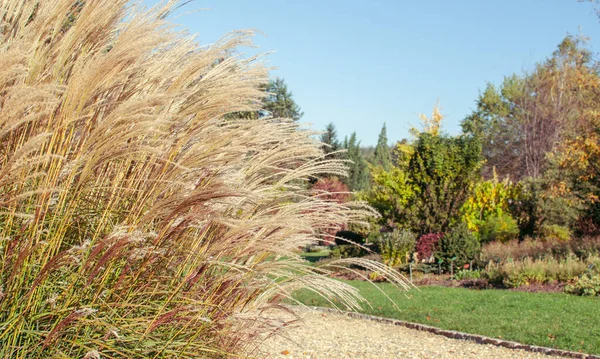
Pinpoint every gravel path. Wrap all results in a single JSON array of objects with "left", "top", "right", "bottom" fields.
[{"left": 259, "top": 307, "right": 568, "bottom": 359}]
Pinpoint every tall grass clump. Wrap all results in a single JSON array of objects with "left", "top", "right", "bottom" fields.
[
  {"left": 376, "top": 229, "right": 416, "bottom": 266},
  {"left": 0, "top": 1, "right": 410, "bottom": 358}
]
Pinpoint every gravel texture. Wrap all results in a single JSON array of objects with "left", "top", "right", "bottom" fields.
[{"left": 259, "top": 307, "right": 575, "bottom": 359}]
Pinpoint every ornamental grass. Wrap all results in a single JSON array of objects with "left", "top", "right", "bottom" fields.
[{"left": 0, "top": 1, "right": 409, "bottom": 358}]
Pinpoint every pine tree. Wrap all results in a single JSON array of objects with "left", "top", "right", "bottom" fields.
[
  {"left": 320, "top": 122, "right": 341, "bottom": 155},
  {"left": 373, "top": 123, "right": 391, "bottom": 170},
  {"left": 345, "top": 132, "right": 370, "bottom": 191},
  {"left": 225, "top": 77, "right": 303, "bottom": 121},
  {"left": 264, "top": 77, "right": 303, "bottom": 121}
]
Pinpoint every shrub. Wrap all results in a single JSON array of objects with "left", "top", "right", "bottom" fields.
[
  {"left": 407, "top": 131, "right": 483, "bottom": 233},
  {"left": 0, "top": 2, "right": 411, "bottom": 358},
  {"left": 376, "top": 229, "right": 417, "bottom": 267},
  {"left": 481, "top": 239, "right": 536, "bottom": 262},
  {"left": 311, "top": 177, "right": 351, "bottom": 243},
  {"left": 571, "top": 236, "right": 600, "bottom": 259},
  {"left": 483, "top": 265, "right": 504, "bottom": 286},
  {"left": 460, "top": 175, "right": 521, "bottom": 232},
  {"left": 481, "top": 237, "right": 578, "bottom": 263},
  {"left": 479, "top": 213, "right": 519, "bottom": 243},
  {"left": 453, "top": 269, "right": 481, "bottom": 280},
  {"left": 483, "top": 255, "right": 599, "bottom": 288},
  {"left": 512, "top": 177, "right": 583, "bottom": 238},
  {"left": 329, "top": 244, "right": 367, "bottom": 259},
  {"left": 397, "top": 262, "right": 438, "bottom": 274},
  {"left": 334, "top": 230, "right": 365, "bottom": 246},
  {"left": 575, "top": 215, "right": 600, "bottom": 237},
  {"left": 564, "top": 274, "right": 600, "bottom": 296},
  {"left": 435, "top": 223, "right": 481, "bottom": 268},
  {"left": 539, "top": 224, "right": 572, "bottom": 242},
  {"left": 416, "top": 232, "right": 443, "bottom": 262}
]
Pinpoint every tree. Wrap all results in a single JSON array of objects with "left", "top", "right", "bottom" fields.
[
  {"left": 225, "top": 77, "right": 303, "bottom": 121},
  {"left": 372, "top": 123, "right": 392, "bottom": 170},
  {"left": 320, "top": 122, "right": 341, "bottom": 156},
  {"left": 359, "top": 165, "right": 415, "bottom": 229},
  {"left": 462, "top": 36, "right": 600, "bottom": 180},
  {"left": 344, "top": 132, "right": 370, "bottom": 191},
  {"left": 408, "top": 131, "right": 483, "bottom": 233},
  {"left": 362, "top": 107, "right": 483, "bottom": 234},
  {"left": 263, "top": 77, "right": 304, "bottom": 120}
]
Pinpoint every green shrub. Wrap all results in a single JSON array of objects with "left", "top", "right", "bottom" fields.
[
  {"left": 540, "top": 224, "right": 572, "bottom": 242},
  {"left": 479, "top": 213, "right": 519, "bottom": 243},
  {"left": 397, "top": 262, "right": 438, "bottom": 274},
  {"left": 483, "top": 264, "right": 504, "bottom": 285},
  {"left": 453, "top": 269, "right": 481, "bottom": 280},
  {"left": 375, "top": 229, "right": 416, "bottom": 267},
  {"left": 512, "top": 177, "right": 583, "bottom": 238},
  {"left": 435, "top": 223, "right": 481, "bottom": 269},
  {"left": 329, "top": 244, "right": 367, "bottom": 259},
  {"left": 565, "top": 274, "right": 600, "bottom": 296}
]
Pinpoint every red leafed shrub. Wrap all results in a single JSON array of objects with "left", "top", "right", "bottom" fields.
[
  {"left": 311, "top": 176, "right": 351, "bottom": 203},
  {"left": 311, "top": 177, "right": 351, "bottom": 244},
  {"left": 416, "top": 233, "right": 443, "bottom": 261},
  {"left": 576, "top": 216, "right": 600, "bottom": 237}
]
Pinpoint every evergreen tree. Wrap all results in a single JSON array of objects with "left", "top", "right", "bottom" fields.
[
  {"left": 372, "top": 123, "right": 391, "bottom": 170},
  {"left": 225, "top": 77, "right": 303, "bottom": 121},
  {"left": 264, "top": 77, "right": 304, "bottom": 121},
  {"left": 344, "top": 132, "right": 370, "bottom": 191},
  {"left": 407, "top": 132, "right": 483, "bottom": 233},
  {"left": 320, "top": 122, "right": 341, "bottom": 155}
]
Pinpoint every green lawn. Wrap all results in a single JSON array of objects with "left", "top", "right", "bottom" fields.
[{"left": 292, "top": 280, "right": 600, "bottom": 355}]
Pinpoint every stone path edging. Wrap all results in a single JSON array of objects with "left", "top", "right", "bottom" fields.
[{"left": 307, "top": 306, "right": 599, "bottom": 359}]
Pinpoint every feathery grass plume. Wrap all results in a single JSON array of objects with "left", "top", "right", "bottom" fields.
[{"left": 0, "top": 1, "right": 411, "bottom": 357}]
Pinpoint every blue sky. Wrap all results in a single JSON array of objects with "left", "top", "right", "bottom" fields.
[{"left": 147, "top": 0, "right": 600, "bottom": 146}]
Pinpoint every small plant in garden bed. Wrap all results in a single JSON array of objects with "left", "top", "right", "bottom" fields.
[
  {"left": 329, "top": 244, "right": 368, "bottom": 259},
  {"left": 434, "top": 223, "right": 480, "bottom": 270},
  {"left": 564, "top": 273, "right": 600, "bottom": 296},
  {"left": 374, "top": 229, "right": 416, "bottom": 267},
  {"left": 452, "top": 269, "right": 481, "bottom": 280},
  {"left": 483, "top": 255, "right": 600, "bottom": 288},
  {"left": 416, "top": 232, "right": 443, "bottom": 262}
]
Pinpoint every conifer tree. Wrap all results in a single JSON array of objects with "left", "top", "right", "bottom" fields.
[
  {"left": 345, "top": 132, "right": 370, "bottom": 191},
  {"left": 320, "top": 122, "right": 341, "bottom": 155},
  {"left": 373, "top": 123, "right": 392, "bottom": 170},
  {"left": 264, "top": 77, "right": 304, "bottom": 120}
]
